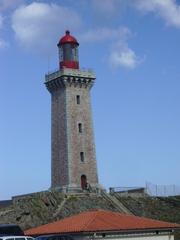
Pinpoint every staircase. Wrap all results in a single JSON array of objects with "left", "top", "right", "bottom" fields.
[
  {"left": 53, "top": 197, "right": 68, "bottom": 218},
  {"left": 101, "top": 191, "right": 133, "bottom": 215}
]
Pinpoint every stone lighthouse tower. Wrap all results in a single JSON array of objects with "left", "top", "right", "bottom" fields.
[{"left": 45, "top": 31, "right": 99, "bottom": 191}]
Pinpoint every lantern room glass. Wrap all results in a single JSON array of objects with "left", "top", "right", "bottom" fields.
[
  {"left": 72, "top": 45, "right": 78, "bottom": 61},
  {"left": 60, "top": 43, "right": 78, "bottom": 61},
  {"left": 59, "top": 46, "right": 63, "bottom": 61}
]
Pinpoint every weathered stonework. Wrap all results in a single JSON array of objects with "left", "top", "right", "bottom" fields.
[{"left": 45, "top": 68, "right": 99, "bottom": 190}]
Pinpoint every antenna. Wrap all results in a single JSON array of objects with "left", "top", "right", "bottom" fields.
[{"left": 47, "top": 55, "right": 50, "bottom": 73}]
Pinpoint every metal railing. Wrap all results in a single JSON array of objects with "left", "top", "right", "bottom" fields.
[
  {"left": 109, "top": 187, "right": 146, "bottom": 193},
  {"left": 45, "top": 67, "right": 95, "bottom": 82}
]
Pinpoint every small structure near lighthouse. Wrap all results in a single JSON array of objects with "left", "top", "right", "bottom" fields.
[{"left": 45, "top": 31, "right": 99, "bottom": 192}]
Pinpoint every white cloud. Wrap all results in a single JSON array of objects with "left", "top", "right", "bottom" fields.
[
  {"left": 0, "top": 38, "right": 8, "bottom": 49},
  {"left": 12, "top": 2, "right": 82, "bottom": 54},
  {"left": 92, "top": 0, "right": 180, "bottom": 29},
  {"left": 79, "top": 27, "right": 130, "bottom": 43},
  {"left": 136, "top": 0, "right": 180, "bottom": 28},
  {"left": 0, "top": 0, "right": 24, "bottom": 11},
  {"left": 80, "top": 27, "right": 140, "bottom": 70},
  {"left": 0, "top": 14, "right": 8, "bottom": 49},
  {"left": 109, "top": 41, "right": 140, "bottom": 69},
  {"left": 11, "top": 2, "right": 140, "bottom": 69},
  {"left": 92, "top": 0, "right": 132, "bottom": 18},
  {"left": 92, "top": 0, "right": 121, "bottom": 16},
  {"left": 0, "top": 15, "right": 3, "bottom": 29}
]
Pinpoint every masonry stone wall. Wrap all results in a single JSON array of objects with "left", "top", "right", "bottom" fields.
[
  {"left": 51, "top": 88, "right": 69, "bottom": 188},
  {"left": 66, "top": 85, "right": 98, "bottom": 188},
  {"left": 46, "top": 71, "right": 99, "bottom": 190}
]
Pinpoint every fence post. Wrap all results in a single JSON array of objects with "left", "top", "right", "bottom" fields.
[
  {"left": 156, "top": 185, "right": 158, "bottom": 196},
  {"left": 164, "top": 185, "right": 166, "bottom": 197},
  {"left": 173, "top": 185, "right": 176, "bottom": 195}
]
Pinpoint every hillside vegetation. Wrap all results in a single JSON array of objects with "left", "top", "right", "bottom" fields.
[
  {"left": 0, "top": 191, "right": 179, "bottom": 238},
  {"left": 0, "top": 191, "right": 118, "bottom": 230},
  {"left": 113, "top": 193, "right": 180, "bottom": 223}
]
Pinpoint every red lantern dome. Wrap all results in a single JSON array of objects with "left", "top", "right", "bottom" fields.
[
  {"left": 58, "top": 30, "right": 79, "bottom": 70},
  {"left": 58, "top": 30, "right": 79, "bottom": 45}
]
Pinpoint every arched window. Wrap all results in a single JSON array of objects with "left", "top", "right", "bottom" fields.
[
  {"left": 76, "top": 95, "right": 80, "bottom": 104},
  {"left": 80, "top": 152, "right": 84, "bottom": 162}
]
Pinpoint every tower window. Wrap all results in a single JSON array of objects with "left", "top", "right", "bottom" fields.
[
  {"left": 78, "top": 123, "right": 82, "bottom": 133},
  {"left": 80, "top": 152, "right": 84, "bottom": 162},
  {"left": 76, "top": 95, "right": 80, "bottom": 104}
]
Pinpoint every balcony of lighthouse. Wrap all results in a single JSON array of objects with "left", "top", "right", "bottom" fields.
[{"left": 45, "top": 67, "right": 96, "bottom": 83}]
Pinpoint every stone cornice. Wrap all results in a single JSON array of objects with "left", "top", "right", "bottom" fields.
[{"left": 45, "top": 69, "right": 95, "bottom": 92}]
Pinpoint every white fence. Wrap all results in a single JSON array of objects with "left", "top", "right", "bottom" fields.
[
  {"left": 110, "top": 183, "right": 180, "bottom": 197},
  {"left": 146, "top": 182, "right": 180, "bottom": 197}
]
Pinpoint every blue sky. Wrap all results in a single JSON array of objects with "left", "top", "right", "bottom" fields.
[{"left": 0, "top": 0, "right": 180, "bottom": 200}]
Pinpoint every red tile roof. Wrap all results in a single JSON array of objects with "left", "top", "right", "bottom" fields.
[{"left": 25, "top": 210, "right": 180, "bottom": 236}]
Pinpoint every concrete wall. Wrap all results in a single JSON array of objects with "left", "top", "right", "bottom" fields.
[
  {"left": 111, "top": 234, "right": 173, "bottom": 240},
  {"left": 74, "top": 233, "right": 174, "bottom": 240}
]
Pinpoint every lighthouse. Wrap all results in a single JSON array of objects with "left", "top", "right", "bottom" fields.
[{"left": 45, "top": 31, "right": 99, "bottom": 192}]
